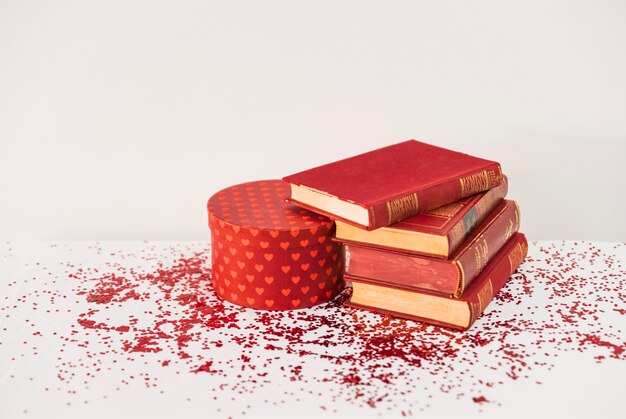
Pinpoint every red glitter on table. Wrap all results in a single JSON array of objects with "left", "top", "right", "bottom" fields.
[{"left": 0, "top": 241, "right": 624, "bottom": 418}]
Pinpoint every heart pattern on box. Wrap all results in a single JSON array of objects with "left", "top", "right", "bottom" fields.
[
  {"left": 211, "top": 234, "right": 344, "bottom": 310},
  {"left": 207, "top": 179, "right": 345, "bottom": 310}
]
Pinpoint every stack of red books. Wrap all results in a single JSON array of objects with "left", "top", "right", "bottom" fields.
[{"left": 283, "top": 140, "right": 528, "bottom": 330}]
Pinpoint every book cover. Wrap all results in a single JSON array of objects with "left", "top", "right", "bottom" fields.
[
  {"left": 345, "top": 199, "right": 520, "bottom": 297},
  {"left": 283, "top": 140, "right": 503, "bottom": 230},
  {"left": 335, "top": 176, "right": 508, "bottom": 258},
  {"left": 346, "top": 233, "right": 529, "bottom": 330}
]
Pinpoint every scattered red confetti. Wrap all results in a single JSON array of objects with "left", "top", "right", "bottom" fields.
[
  {"left": 0, "top": 241, "right": 624, "bottom": 416},
  {"left": 193, "top": 361, "right": 220, "bottom": 374},
  {"left": 579, "top": 334, "right": 625, "bottom": 359},
  {"left": 473, "top": 395, "right": 488, "bottom": 404}
]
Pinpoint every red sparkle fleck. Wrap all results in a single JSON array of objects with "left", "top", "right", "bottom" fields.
[
  {"left": 473, "top": 395, "right": 488, "bottom": 404},
  {"left": 193, "top": 361, "right": 220, "bottom": 374}
]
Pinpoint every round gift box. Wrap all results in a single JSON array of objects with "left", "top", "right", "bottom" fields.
[{"left": 207, "top": 179, "right": 344, "bottom": 310}]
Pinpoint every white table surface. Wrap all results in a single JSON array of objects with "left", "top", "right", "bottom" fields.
[{"left": 0, "top": 241, "right": 624, "bottom": 419}]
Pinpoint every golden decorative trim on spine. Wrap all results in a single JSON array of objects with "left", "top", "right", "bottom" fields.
[
  {"left": 427, "top": 201, "right": 464, "bottom": 218},
  {"left": 386, "top": 193, "right": 419, "bottom": 225},
  {"left": 476, "top": 278, "right": 493, "bottom": 314},
  {"left": 455, "top": 260, "right": 465, "bottom": 298},
  {"left": 505, "top": 202, "right": 521, "bottom": 240},
  {"left": 507, "top": 241, "right": 528, "bottom": 274},
  {"left": 473, "top": 237, "right": 489, "bottom": 273},
  {"left": 459, "top": 169, "right": 501, "bottom": 198},
  {"left": 469, "top": 301, "right": 478, "bottom": 325}
]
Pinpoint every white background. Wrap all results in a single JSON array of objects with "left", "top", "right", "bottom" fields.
[{"left": 1, "top": 0, "right": 625, "bottom": 241}]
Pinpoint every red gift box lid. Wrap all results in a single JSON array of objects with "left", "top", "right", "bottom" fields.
[{"left": 208, "top": 180, "right": 334, "bottom": 249}]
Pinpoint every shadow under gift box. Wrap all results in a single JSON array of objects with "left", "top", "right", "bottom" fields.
[{"left": 207, "top": 179, "right": 344, "bottom": 310}]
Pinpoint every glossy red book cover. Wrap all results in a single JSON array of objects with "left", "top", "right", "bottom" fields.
[
  {"left": 336, "top": 176, "right": 508, "bottom": 258},
  {"left": 346, "top": 233, "right": 529, "bottom": 330},
  {"left": 345, "top": 200, "right": 520, "bottom": 297},
  {"left": 283, "top": 140, "right": 503, "bottom": 229}
]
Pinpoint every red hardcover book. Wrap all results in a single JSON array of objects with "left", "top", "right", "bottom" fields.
[
  {"left": 283, "top": 140, "right": 503, "bottom": 230},
  {"left": 335, "top": 176, "right": 508, "bottom": 258},
  {"left": 345, "top": 199, "right": 520, "bottom": 297},
  {"left": 346, "top": 233, "right": 528, "bottom": 330}
]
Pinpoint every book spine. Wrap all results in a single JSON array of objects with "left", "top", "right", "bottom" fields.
[
  {"left": 344, "top": 244, "right": 458, "bottom": 295},
  {"left": 465, "top": 233, "right": 528, "bottom": 329},
  {"left": 446, "top": 176, "right": 508, "bottom": 254},
  {"left": 453, "top": 200, "right": 521, "bottom": 297},
  {"left": 368, "top": 163, "right": 503, "bottom": 229}
]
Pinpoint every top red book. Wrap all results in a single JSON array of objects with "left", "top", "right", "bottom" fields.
[{"left": 283, "top": 140, "right": 503, "bottom": 230}]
